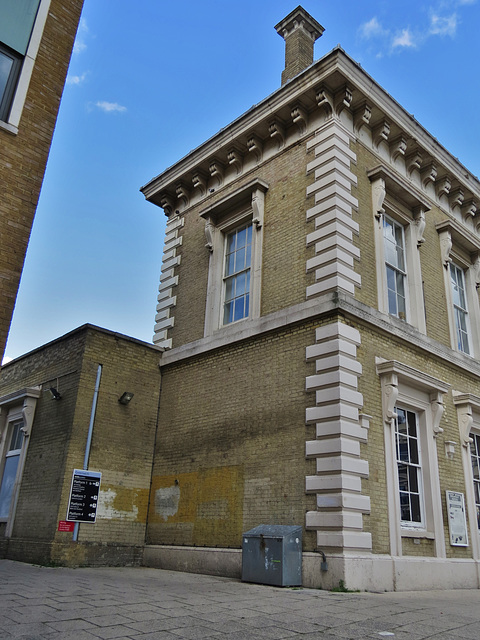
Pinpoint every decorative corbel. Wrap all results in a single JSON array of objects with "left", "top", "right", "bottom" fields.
[
  {"left": 334, "top": 85, "right": 353, "bottom": 117},
  {"left": 421, "top": 162, "right": 437, "bottom": 189},
  {"left": 457, "top": 403, "right": 474, "bottom": 448},
  {"left": 353, "top": 102, "right": 371, "bottom": 134},
  {"left": 227, "top": 148, "right": 243, "bottom": 175},
  {"left": 406, "top": 150, "right": 422, "bottom": 177},
  {"left": 472, "top": 253, "right": 480, "bottom": 289},
  {"left": 247, "top": 135, "right": 263, "bottom": 162},
  {"left": 371, "top": 176, "right": 386, "bottom": 221},
  {"left": 209, "top": 160, "right": 224, "bottom": 187},
  {"left": 390, "top": 135, "right": 407, "bottom": 163},
  {"left": 412, "top": 206, "right": 426, "bottom": 246},
  {"left": 436, "top": 176, "right": 451, "bottom": 201},
  {"left": 382, "top": 373, "right": 398, "bottom": 427},
  {"left": 175, "top": 183, "right": 190, "bottom": 209},
  {"left": 373, "top": 120, "right": 390, "bottom": 149},
  {"left": 251, "top": 187, "right": 265, "bottom": 229},
  {"left": 449, "top": 187, "right": 464, "bottom": 211},
  {"left": 21, "top": 396, "right": 38, "bottom": 438},
  {"left": 430, "top": 391, "right": 445, "bottom": 438},
  {"left": 291, "top": 104, "right": 308, "bottom": 135},
  {"left": 462, "top": 199, "right": 477, "bottom": 223},
  {"left": 269, "top": 120, "right": 285, "bottom": 149},
  {"left": 439, "top": 229, "right": 452, "bottom": 268},
  {"left": 204, "top": 217, "right": 214, "bottom": 252},
  {"left": 315, "top": 86, "right": 334, "bottom": 120},
  {"left": 159, "top": 194, "right": 174, "bottom": 217},
  {"left": 192, "top": 172, "right": 207, "bottom": 196}
]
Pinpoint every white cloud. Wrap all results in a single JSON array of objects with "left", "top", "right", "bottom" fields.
[
  {"left": 392, "top": 28, "right": 416, "bottom": 48},
  {"left": 73, "top": 18, "right": 88, "bottom": 54},
  {"left": 2, "top": 355, "right": 12, "bottom": 365},
  {"left": 359, "top": 17, "right": 387, "bottom": 39},
  {"left": 66, "top": 72, "right": 88, "bottom": 86},
  {"left": 429, "top": 12, "right": 457, "bottom": 35},
  {"left": 95, "top": 101, "right": 127, "bottom": 113}
]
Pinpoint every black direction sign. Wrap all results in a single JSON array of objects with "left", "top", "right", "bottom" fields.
[{"left": 67, "top": 469, "right": 102, "bottom": 523}]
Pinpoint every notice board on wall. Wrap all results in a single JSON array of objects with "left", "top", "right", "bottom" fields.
[{"left": 66, "top": 469, "right": 102, "bottom": 523}]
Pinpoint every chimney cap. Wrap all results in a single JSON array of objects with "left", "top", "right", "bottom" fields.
[{"left": 274, "top": 5, "right": 325, "bottom": 42}]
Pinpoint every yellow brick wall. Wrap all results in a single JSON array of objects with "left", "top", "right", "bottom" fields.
[
  {"left": 0, "top": 0, "right": 84, "bottom": 359},
  {"left": 148, "top": 321, "right": 320, "bottom": 550}
]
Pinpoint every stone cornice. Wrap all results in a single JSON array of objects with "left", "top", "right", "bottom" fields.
[{"left": 141, "top": 47, "right": 480, "bottom": 237}]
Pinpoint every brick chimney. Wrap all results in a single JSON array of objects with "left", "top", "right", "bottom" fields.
[{"left": 275, "top": 6, "right": 324, "bottom": 85}]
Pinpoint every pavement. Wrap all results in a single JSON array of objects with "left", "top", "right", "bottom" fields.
[{"left": 1, "top": 560, "right": 480, "bottom": 640}]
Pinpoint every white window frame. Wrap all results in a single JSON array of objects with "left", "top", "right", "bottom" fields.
[
  {"left": 201, "top": 178, "right": 268, "bottom": 337},
  {"left": 437, "top": 220, "right": 480, "bottom": 359},
  {"left": 0, "top": 0, "right": 52, "bottom": 134},
  {"left": 0, "top": 387, "right": 40, "bottom": 536},
  {"left": 383, "top": 214, "right": 408, "bottom": 320},
  {"left": 453, "top": 392, "right": 480, "bottom": 560},
  {"left": 450, "top": 261, "right": 471, "bottom": 354},
  {"left": 369, "top": 165, "right": 429, "bottom": 334},
  {"left": 377, "top": 359, "right": 449, "bottom": 557},
  {"left": 222, "top": 221, "right": 253, "bottom": 326}
]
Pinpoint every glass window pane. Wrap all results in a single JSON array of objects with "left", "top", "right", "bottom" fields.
[
  {"left": 0, "top": 51, "right": 13, "bottom": 103},
  {"left": 225, "top": 252, "right": 235, "bottom": 277},
  {"left": 223, "top": 301, "right": 234, "bottom": 325},
  {"left": 233, "top": 297, "right": 245, "bottom": 322},
  {"left": 225, "top": 278, "right": 234, "bottom": 302},
  {"left": 244, "top": 293, "right": 249, "bottom": 317},
  {"left": 397, "top": 464, "right": 408, "bottom": 491},
  {"left": 410, "top": 494, "right": 422, "bottom": 522},
  {"left": 400, "top": 493, "right": 411, "bottom": 521},
  {"left": 397, "top": 436, "right": 409, "bottom": 462},
  {"left": 236, "top": 227, "right": 246, "bottom": 249},
  {"left": 236, "top": 272, "right": 246, "bottom": 296},
  {"left": 0, "top": 454, "right": 20, "bottom": 518},
  {"left": 408, "top": 466, "right": 419, "bottom": 493},
  {"left": 236, "top": 248, "right": 245, "bottom": 272}
]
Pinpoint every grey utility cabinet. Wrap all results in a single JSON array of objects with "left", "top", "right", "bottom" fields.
[{"left": 241, "top": 524, "right": 302, "bottom": 586}]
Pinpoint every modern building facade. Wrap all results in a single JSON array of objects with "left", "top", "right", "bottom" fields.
[
  {"left": 0, "top": 0, "right": 84, "bottom": 360},
  {"left": 140, "top": 7, "right": 480, "bottom": 590}
]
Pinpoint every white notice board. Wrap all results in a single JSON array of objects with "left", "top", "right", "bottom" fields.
[{"left": 446, "top": 490, "right": 468, "bottom": 547}]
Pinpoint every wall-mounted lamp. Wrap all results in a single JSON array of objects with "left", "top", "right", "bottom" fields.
[
  {"left": 49, "top": 387, "right": 62, "bottom": 400},
  {"left": 118, "top": 391, "right": 134, "bottom": 405},
  {"left": 445, "top": 440, "right": 456, "bottom": 460}
]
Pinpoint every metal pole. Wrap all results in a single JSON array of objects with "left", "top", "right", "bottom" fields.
[{"left": 73, "top": 364, "right": 102, "bottom": 542}]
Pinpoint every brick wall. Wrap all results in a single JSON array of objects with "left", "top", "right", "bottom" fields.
[
  {"left": 0, "top": 0, "right": 84, "bottom": 359},
  {"left": 148, "top": 320, "right": 320, "bottom": 551},
  {"left": 0, "top": 325, "right": 162, "bottom": 566}
]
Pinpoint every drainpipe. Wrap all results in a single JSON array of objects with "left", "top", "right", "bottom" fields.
[{"left": 73, "top": 364, "right": 102, "bottom": 542}]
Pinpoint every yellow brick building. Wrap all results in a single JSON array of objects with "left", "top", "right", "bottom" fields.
[
  {"left": 140, "top": 7, "right": 480, "bottom": 590},
  {"left": 0, "top": 0, "right": 84, "bottom": 360}
]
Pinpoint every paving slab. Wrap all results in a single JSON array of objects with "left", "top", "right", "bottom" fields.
[{"left": 2, "top": 560, "right": 480, "bottom": 639}]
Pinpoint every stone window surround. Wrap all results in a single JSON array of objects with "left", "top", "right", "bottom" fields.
[
  {"left": 376, "top": 358, "right": 449, "bottom": 557},
  {"left": 200, "top": 178, "right": 268, "bottom": 337},
  {"left": 0, "top": 387, "right": 41, "bottom": 536},
  {"left": 437, "top": 219, "right": 480, "bottom": 359},
  {"left": 453, "top": 391, "right": 480, "bottom": 560},
  {"left": 0, "top": 0, "right": 52, "bottom": 135},
  {"left": 369, "top": 165, "right": 430, "bottom": 334}
]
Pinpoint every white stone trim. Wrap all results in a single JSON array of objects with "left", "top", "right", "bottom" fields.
[
  {"left": 376, "top": 359, "right": 449, "bottom": 557},
  {"left": 305, "top": 120, "right": 360, "bottom": 301},
  {"left": 153, "top": 215, "right": 184, "bottom": 348},
  {"left": 453, "top": 391, "right": 480, "bottom": 560},
  {"left": 0, "top": 387, "right": 41, "bottom": 536},
  {"left": 305, "top": 320, "right": 371, "bottom": 552},
  {"left": 202, "top": 180, "right": 268, "bottom": 337}
]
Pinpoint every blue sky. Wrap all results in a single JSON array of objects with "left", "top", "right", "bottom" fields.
[{"left": 4, "top": 0, "right": 480, "bottom": 361}]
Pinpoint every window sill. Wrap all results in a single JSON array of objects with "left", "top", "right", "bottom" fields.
[
  {"left": 401, "top": 528, "right": 434, "bottom": 539},
  {"left": 0, "top": 119, "right": 18, "bottom": 135}
]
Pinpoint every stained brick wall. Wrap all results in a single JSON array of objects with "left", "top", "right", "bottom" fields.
[
  {"left": 0, "top": 0, "right": 84, "bottom": 360},
  {"left": 147, "top": 320, "right": 321, "bottom": 552},
  {"left": 0, "top": 325, "right": 162, "bottom": 566}
]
